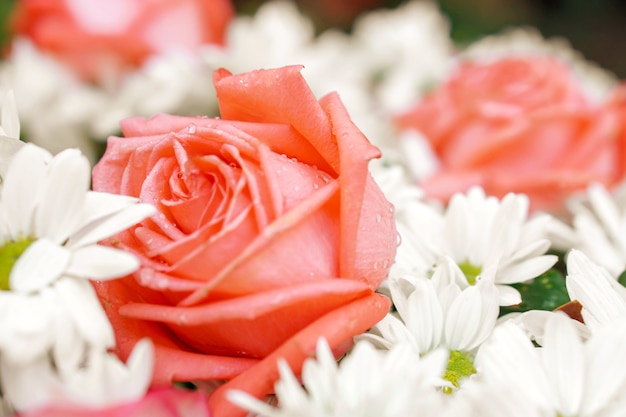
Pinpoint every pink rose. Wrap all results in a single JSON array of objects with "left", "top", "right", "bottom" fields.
[
  {"left": 92, "top": 66, "right": 396, "bottom": 416},
  {"left": 9, "top": 0, "right": 233, "bottom": 82},
  {"left": 14, "top": 388, "right": 210, "bottom": 417},
  {"left": 396, "top": 56, "right": 626, "bottom": 213}
]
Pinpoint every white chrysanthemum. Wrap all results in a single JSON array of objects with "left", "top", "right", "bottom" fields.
[
  {"left": 351, "top": 0, "right": 454, "bottom": 113},
  {"left": 1, "top": 39, "right": 219, "bottom": 162},
  {"left": 565, "top": 249, "right": 626, "bottom": 331},
  {"left": 551, "top": 183, "right": 626, "bottom": 277},
  {"left": 393, "top": 186, "right": 557, "bottom": 305},
  {"left": 462, "top": 27, "right": 618, "bottom": 102},
  {"left": 228, "top": 339, "right": 449, "bottom": 417},
  {"left": 472, "top": 313, "right": 626, "bottom": 417},
  {"left": 90, "top": 51, "right": 218, "bottom": 139},
  {"left": 0, "top": 141, "right": 155, "bottom": 413},
  {"left": 0, "top": 40, "right": 107, "bottom": 161},
  {"left": 361, "top": 259, "right": 499, "bottom": 392}
]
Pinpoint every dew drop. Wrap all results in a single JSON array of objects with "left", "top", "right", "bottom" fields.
[
  {"left": 187, "top": 124, "right": 197, "bottom": 134},
  {"left": 376, "top": 213, "right": 382, "bottom": 223},
  {"left": 396, "top": 232, "right": 402, "bottom": 247}
]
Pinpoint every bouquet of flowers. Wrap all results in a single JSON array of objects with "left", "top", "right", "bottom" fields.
[{"left": 1, "top": 1, "right": 626, "bottom": 416}]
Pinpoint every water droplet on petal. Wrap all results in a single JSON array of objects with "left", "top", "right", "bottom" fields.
[{"left": 188, "top": 124, "right": 197, "bottom": 134}]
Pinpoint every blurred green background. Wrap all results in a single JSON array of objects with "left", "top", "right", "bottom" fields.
[
  {"left": 2, "top": 0, "right": 625, "bottom": 78},
  {"left": 234, "top": 0, "right": 626, "bottom": 79}
]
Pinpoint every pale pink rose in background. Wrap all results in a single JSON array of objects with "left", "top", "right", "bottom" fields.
[
  {"left": 9, "top": 0, "right": 233, "bottom": 82},
  {"left": 92, "top": 65, "right": 397, "bottom": 417},
  {"left": 395, "top": 56, "right": 626, "bottom": 214}
]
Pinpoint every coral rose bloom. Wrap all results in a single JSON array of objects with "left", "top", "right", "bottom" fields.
[
  {"left": 92, "top": 66, "right": 396, "bottom": 416},
  {"left": 396, "top": 56, "right": 626, "bottom": 213},
  {"left": 9, "top": 0, "right": 233, "bottom": 82}
]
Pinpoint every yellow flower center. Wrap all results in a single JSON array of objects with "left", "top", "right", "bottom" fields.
[
  {"left": 442, "top": 350, "right": 476, "bottom": 394},
  {"left": 0, "top": 237, "right": 35, "bottom": 290},
  {"left": 458, "top": 261, "right": 482, "bottom": 285}
]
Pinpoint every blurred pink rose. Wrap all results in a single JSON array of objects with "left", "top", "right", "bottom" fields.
[
  {"left": 14, "top": 389, "right": 210, "bottom": 417},
  {"left": 92, "top": 66, "right": 396, "bottom": 417},
  {"left": 396, "top": 56, "right": 626, "bottom": 213},
  {"left": 9, "top": 0, "right": 233, "bottom": 82}
]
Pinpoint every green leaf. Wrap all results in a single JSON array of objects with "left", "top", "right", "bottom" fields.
[
  {"left": 618, "top": 270, "right": 626, "bottom": 288},
  {"left": 499, "top": 269, "right": 570, "bottom": 316}
]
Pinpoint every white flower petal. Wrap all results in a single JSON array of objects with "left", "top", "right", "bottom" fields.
[
  {"left": 54, "top": 277, "right": 115, "bottom": 349},
  {"left": 496, "top": 255, "right": 557, "bottom": 284},
  {"left": 0, "top": 292, "right": 54, "bottom": 363},
  {"left": 2, "top": 143, "right": 51, "bottom": 239},
  {"left": 444, "top": 282, "right": 499, "bottom": 351},
  {"left": 34, "top": 148, "right": 90, "bottom": 243},
  {"left": 495, "top": 284, "right": 522, "bottom": 306},
  {"left": 581, "top": 319, "right": 626, "bottom": 416},
  {"left": 66, "top": 244, "right": 140, "bottom": 280},
  {"left": 541, "top": 313, "right": 584, "bottom": 415},
  {"left": 10, "top": 238, "right": 70, "bottom": 292},
  {"left": 66, "top": 201, "right": 155, "bottom": 249},
  {"left": 1, "top": 91, "right": 20, "bottom": 139}
]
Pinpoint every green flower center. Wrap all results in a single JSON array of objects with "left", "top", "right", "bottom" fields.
[
  {"left": 442, "top": 350, "right": 476, "bottom": 394},
  {"left": 458, "top": 261, "right": 482, "bottom": 285},
  {"left": 0, "top": 237, "right": 35, "bottom": 290}
]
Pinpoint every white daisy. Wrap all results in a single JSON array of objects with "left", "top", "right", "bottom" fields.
[
  {"left": 565, "top": 249, "right": 626, "bottom": 331},
  {"left": 228, "top": 338, "right": 449, "bottom": 417},
  {"left": 1, "top": 40, "right": 107, "bottom": 161},
  {"left": 351, "top": 0, "right": 454, "bottom": 113},
  {"left": 551, "top": 183, "right": 626, "bottom": 277},
  {"left": 360, "top": 258, "right": 500, "bottom": 392},
  {"left": 0, "top": 142, "right": 155, "bottom": 412},
  {"left": 472, "top": 313, "right": 626, "bottom": 417},
  {"left": 392, "top": 186, "right": 557, "bottom": 305}
]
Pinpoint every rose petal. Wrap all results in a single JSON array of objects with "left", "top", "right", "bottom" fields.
[
  {"left": 207, "top": 292, "right": 391, "bottom": 417},
  {"left": 121, "top": 279, "right": 373, "bottom": 358},
  {"left": 92, "top": 277, "right": 258, "bottom": 386},
  {"left": 322, "top": 92, "right": 397, "bottom": 288},
  {"left": 213, "top": 66, "right": 339, "bottom": 173}
]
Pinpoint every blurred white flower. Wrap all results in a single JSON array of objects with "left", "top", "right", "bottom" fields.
[
  {"left": 228, "top": 338, "right": 449, "bottom": 417},
  {"left": 392, "top": 186, "right": 557, "bottom": 305},
  {"left": 352, "top": 0, "right": 454, "bottom": 113},
  {"left": 1, "top": 40, "right": 107, "bottom": 161},
  {"left": 550, "top": 183, "right": 626, "bottom": 277}
]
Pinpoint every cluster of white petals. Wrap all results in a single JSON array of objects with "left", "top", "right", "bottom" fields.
[
  {"left": 229, "top": 339, "right": 452, "bottom": 417},
  {"left": 0, "top": 134, "right": 156, "bottom": 414},
  {"left": 550, "top": 183, "right": 626, "bottom": 277},
  {"left": 470, "top": 313, "right": 626, "bottom": 417},
  {"left": 392, "top": 186, "right": 557, "bottom": 306}
]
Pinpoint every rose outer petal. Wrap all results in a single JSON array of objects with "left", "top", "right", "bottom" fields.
[
  {"left": 321, "top": 92, "right": 397, "bottom": 289},
  {"left": 213, "top": 66, "right": 340, "bottom": 174},
  {"left": 92, "top": 278, "right": 257, "bottom": 386},
  {"left": 119, "top": 279, "right": 373, "bottom": 359},
  {"left": 207, "top": 292, "right": 391, "bottom": 417}
]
